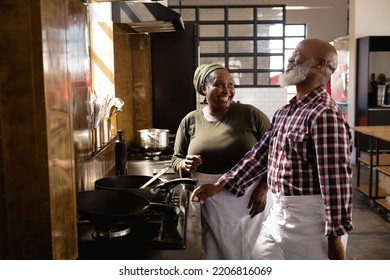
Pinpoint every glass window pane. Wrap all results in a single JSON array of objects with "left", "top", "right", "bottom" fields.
[
  {"left": 284, "top": 49, "right": 294, "bottom": 59},
  {"left": 257, "top": 72, "right": 282, "bottom": 86},
  {"left": 284, "top": 49, "right": 294, "bottom": 68},
  {"left": 170, "top": 5, "right": 287, "bottom": 87},
  {"left": 228, "top": 8, "right": 254, "bottom": 21},
  {"left": 257, "top": 7, "right": 283, "bottom": 20},
  {"left": 270, "top": 55, "right": 284, "bottom": 69},
  {"left": 228, "top": 24, "right": 253, "bottom": 37},
  {"left": 200, "top": 57, "right": 225, "bottom": 66},
  {"left": 270, "top": 72, "right": 283, "bottom": 85},
  {"left": 257, "top": 39, "right": 284, "bottom": 53},
  {"left": 257, "top": 23, "right": 284, "bottom": 37},
  {"left": 257, "top": 72, "right": 271, "bottom": 85},
  {"left": 200, "top": 8, "right": 224, "bottom": 21},
  {"left": 228, "top": 71, "right": 242, "bottom": 86},
  {"left": 200, "top": 41, "right": 225, "bottom": 53},
  {"left": 239, "top": 73, "right": 254, "bottom": 86},
  {"left": 257, "top": 57, "right": 270, "bottom": 69},
  {"left": 199, "top": 25, "right": 225, "bottom": 37},
  {"left": 229, "top": 40, "right": 254, "bottom": 53},
  {"left": 285, "top": 25, "right": 305, "bottom": 36},
  {"left": 225, "top": 61, "right": 242, "bottom": 85},
  {"left": 172, "top": 8, "right": 196, "bottom": 21},
  {"left": 285, "top": 37, "right": 303, "bottom": 49},
  {"left": 257, "top": 56, "right": 283, "bottom": 70},
  {"left": 229, "top": 57, "right": 253, "bottom": 69}
]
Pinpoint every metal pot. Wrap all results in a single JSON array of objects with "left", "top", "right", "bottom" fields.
[{"left": 137, "top": 128, "right": 169, "bottom": 151}]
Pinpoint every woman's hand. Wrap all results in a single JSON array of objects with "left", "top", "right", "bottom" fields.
[
  {"left": 191, "top": 183, "right": 223, "bottom": 204},
  {"left": 247, "top": 181, "right": 268, "bottom": 218},
  {"left": 181, "top": 154, "right": 202, "bottom": 173}
]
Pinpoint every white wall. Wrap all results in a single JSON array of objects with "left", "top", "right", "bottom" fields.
[{"left": 235, "top": 87, "right": 287, "bottom": 121}]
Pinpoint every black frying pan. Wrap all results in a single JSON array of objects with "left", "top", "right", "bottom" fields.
[
  {"left": 78, "top": 178, "right": 197, "bottom": 226},
  {"left": 76, "top": 190, "right": 178, "bottom": 227},
  {"left": 77, "top": 190, "right": 151, "bottom": 221},
  {"left": 95, "top": 176, "right": 196, "bottom": 200},
  {"left": 94, "top": 175, "right": 162, "bottom": 190}
]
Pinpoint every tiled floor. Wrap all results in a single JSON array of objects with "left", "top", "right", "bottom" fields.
[{"left": 347, "top": 165, "right": 390, "bottom": 259}]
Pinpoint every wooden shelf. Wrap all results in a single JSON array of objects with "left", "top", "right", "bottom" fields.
[
  {"left": 356, "top": 185, "right": 389, "bottom": 198},
  {"left": 358, "top": 154, "right": 390, "bottom": 166},
  {"left": 376, "top": 198, "right": 390, "bottom": 211},
  {"left": 377, "top": 166, "right": 390, "bottom": 176}
]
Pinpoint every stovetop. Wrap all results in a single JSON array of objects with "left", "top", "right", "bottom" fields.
[
  {"left": 127, "top": 140, "right": 174, "bottom": 161},
  {"left": 77, "top": 187, "right": 189, "bottom": 259}
]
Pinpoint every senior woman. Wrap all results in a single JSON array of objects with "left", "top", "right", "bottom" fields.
[{"left": 171, "top": 63, "right": 272, "bottom": 259}]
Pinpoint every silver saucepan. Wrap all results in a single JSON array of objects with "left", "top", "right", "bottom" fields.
[{"left": 137, "top": 128, "right": 170, "bottom": 151}]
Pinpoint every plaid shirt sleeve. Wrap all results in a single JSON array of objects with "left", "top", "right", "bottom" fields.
[
  {"left": 217, "top": 131, "right": 270, "bottom": 197},
  {"left": 313, "top": 108, "right": 353, "bottom": 236}
]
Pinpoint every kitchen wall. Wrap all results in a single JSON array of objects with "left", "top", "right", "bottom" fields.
[
  {"left": 0, "top": 0, "right": 152, "bottom": 259},
  {"left": 113, "top": 30, "right": 154, "bottom": 149}
]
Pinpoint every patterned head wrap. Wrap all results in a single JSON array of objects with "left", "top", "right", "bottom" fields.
[{"left": 193, "top": 63, "right": 226, "bottom": 96}]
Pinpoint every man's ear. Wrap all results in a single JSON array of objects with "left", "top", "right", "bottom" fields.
[{"left": 315, "top": 58, "right": 327, "bottom": 69}]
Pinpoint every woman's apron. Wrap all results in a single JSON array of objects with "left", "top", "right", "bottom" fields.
[
  {"left": 195, "top": 172, "right": 272, "bottom": 260},
  {"left": 251, "top": 192, "right": 348, "bottom": 260}
]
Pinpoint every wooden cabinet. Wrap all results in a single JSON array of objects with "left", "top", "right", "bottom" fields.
[
  {"left": 0, "top": 0, "right": 87, "bottom": 259},
  {"left": 355, "top": 36, "right": 390, "bottom": 151}
]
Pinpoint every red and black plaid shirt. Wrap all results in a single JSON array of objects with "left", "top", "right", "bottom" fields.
[{"left": 218, "top": 86, "right": 353, "bottom": 236}]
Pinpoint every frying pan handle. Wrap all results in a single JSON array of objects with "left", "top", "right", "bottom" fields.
[
  {"left": 149, "top": 203, "right": 180, "bottom": 216},
  {"left": 160, "top": 178, "right": 197, "bottom": 188},
  {"left": 150, "top": 178, "right": 197, "bottom": 195}
]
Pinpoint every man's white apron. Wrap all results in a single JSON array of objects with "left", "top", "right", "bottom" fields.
[{"left": 251, "top": 192, "right": 348, "bottom": 260}]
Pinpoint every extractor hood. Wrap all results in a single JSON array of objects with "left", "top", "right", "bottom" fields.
[{"left": 90, "top": 1, "right": 185, "bottom": 33}]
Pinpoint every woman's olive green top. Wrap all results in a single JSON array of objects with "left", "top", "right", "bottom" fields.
[{"left": 171, "top": 102, "right": 271, "bottom": 177}]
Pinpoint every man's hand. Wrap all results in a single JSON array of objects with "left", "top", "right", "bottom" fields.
[
  {"left": 247, "top": 181, "right": 268, "bottom": 218},
  {"left": 191, "top": 183, "right": 223, "bottom": 204},
  {"left": 328, "top": 235, "right": 347, "bottom": 260}
]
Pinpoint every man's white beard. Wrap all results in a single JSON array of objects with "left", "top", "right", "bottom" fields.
[{"left": 279, "top": 64, "right": 310, "bottom": 87}]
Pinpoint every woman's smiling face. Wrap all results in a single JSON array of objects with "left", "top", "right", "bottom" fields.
[{"left": 202, "top": 68, "right": 235, "bottom": 110}]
